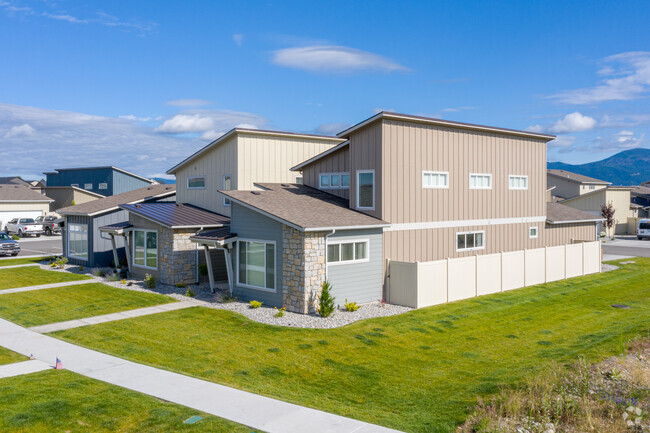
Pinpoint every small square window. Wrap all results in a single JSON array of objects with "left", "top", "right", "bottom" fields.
[
  {"left": 320, "top": 175, "right": 330, "bottom": 188},
  {"left": 98, "top": 183, "right": 108, "bottom": 190},
  {"left": 341, "top": 174, "right": 350, "bottom": 187},
  {"left": 331, "top": 174, "right": 340, "bottom": 187},
  {"left": 529, "top": 227, "right": 538, "bottom": 239},
  {"left": 84, "top": 183, "right": 93, "bottom": 189}
]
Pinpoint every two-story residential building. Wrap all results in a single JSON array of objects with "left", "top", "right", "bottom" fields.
[
  {"left": 547, "top": 169, "right": 611, "bottom": 200},
  {"left": 215, "top": 112, "right": 601, "bottom": 313},
  {"left": 45, "top": 166, "right": 157, "bottom": 197}
]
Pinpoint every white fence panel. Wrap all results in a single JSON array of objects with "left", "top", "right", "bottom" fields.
[
  {"left": 565, "top": 243, "right": 583, "bottom": 278},
  {"left": 545, "top": 245, "right": 566, "bottom": 282},
  {"left": 417, "top": 260, "right": 448, "bottom": 308},
  {"left": 477, "top": 253, "right": 502, "bottom": 296},
  {"left": 583, "top": 241, "right": 601, "bottom": 275},
  {"left": 448, "top": 256, "right": 476, "bottom": 302},
  {"left": 388, "top": 261, "right": 418, "bottom": 308},
  {"left": 525, "top": 248, "right": 545, "bottom": 286},
  {"left": 502, "top": 250, "right": 525, "bottom": 291}
]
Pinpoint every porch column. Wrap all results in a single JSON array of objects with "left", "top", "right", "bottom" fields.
[
  {"left": 203, "top": 244, "right": 215, "bottom": 293},
  {"left": 223, "top": 247, "right": 234, "bottom": 296},
  {"left": 123, "top": 233, "right": 132, "bottom": 274},
  {"left": 109, "top": 234, "right": 120, "bottom": 270}
]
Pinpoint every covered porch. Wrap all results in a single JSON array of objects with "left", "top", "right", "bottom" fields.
[{"left": 98, "top": 221, "right": 133, "bottom": 273}]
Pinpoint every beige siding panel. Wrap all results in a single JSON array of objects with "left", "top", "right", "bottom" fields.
[
  {"left": 448, "top": 256, "right": 476, "bottom": 301},
  {"left": 544, "top": 222, "right": 596, "bottom": 246},
  {"left": 301, "top": 146, "right": 350, "bottom": 199},
  {"left": 502, "top": 250, "right": 525, "bottom": 291},
  {"left": 0, "top": 202, "right": 50, "bottom": 213},
  {"left": 524, "top": 248, "right": 546, "bottom": 286},
  {"left": 584, "top": 241, "right": 601, "bottom": 274},
  {"left": 545, "top": 245, "right": 566, "bottom": 282},
  {"left": 417, "top": 259, "right": 448, "bottom": 306},
  {"left": 561, "top": 188, "right": 633, "bottom": 234},
  {"left": 566, "top": 243, "right": 583, "bottom": 278}
]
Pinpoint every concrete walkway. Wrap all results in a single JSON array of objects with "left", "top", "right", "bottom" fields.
[
  {"left": 0, "top": 279, "right": 92, "bottom": 295},
  {"left": 0, "top": 318, "right": 401, "bottom": 433},
  {"left": 29, "top": 302, "right": 197, "bottom": 333},
  {"left": 0, "top": 263, "right": 40, "bottom": 269},
  {"left": 0, "top": 359, "right": 51, "bottom": 379}
]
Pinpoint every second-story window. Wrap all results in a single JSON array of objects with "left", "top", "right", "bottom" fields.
[
  {"left": 357, "top": 170, "right": 375, "bottom": 209},
  {"left": 423, "top": 171, "right": 449, "bottom": 189},
  {"left": 98, "top": 183, "right": 108, "bottom": 190},
  {"left": 588, "top": 185, "right": 595, "bottom": 190},
  {"left": 187, "top": 176, "right": 206, "bottom": 189},
  {"left": 319, "top": 173, "right": 350, "bottom": 189},
  {"left": 223, "top": 175, "right": 232, "bottom": 206},
  {"left": 509, "top": 175, "right": 528, "bottom": 190},
  {"left": 469, "top": 173, "right": 492, "bottom": 190},
  {"left": 84, "top": 183, "right": 93, "bottom": 190}
]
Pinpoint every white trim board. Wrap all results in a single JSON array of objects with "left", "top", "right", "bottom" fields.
[{"left": 384, "top": 216, "right": 547, "bottom": 232}]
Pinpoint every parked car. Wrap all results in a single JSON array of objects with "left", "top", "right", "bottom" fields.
[
  {"left": 637, "top": 219, "right": 650, "bottom": 240},
  {"left": 35, "top": 215, "right": 62, "bottom": 236},
  {"left": 0, "top": 232, "right": 20, "bottom": 256},
  {"left": 4, "top": 218, "right": 44, "bottom": 237}
]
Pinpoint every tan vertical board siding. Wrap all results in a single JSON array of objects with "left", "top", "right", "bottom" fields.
[
  {"left": 301, "top": 146, "right": 350, "bottom": 199},
  {"left": 544, "top": 222, "right": 596, "bottom": 246},
  {"left": 561, "top": 189, "right": 634, "bottom": 234},
  {"left": 0, "top": 202, "right": 50, "bottom": 213},
  {"left": 349, "top": 121, "right": 382, "bottom": 219}
]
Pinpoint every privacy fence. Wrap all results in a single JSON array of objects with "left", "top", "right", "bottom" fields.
[{"left": 387, "top": 241, "right": 601, "bottom": 309}]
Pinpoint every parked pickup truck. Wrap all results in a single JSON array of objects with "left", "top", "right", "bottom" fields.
[
  {"left": 35, "top": 215, "right": 62, "bottom": 236},
  {"left": 4, "top": 218, "right": 44, "bottom": 237},
  {"left": 0, "top": 232, "right": 20, "bottom": 256}
]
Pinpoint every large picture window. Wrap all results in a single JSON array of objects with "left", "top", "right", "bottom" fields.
[
  {"left": 327, "top": 240, "right": 369, "bottom": 265},
  {"left": 187, "top": 176, "right": 206, "bottom": 189},
  {"left": 456, "top": 231, "right": 485, "bottom": 252},
  {"left": 68, "top": 223, "right": 88, "bottom": 260},
  {"left": 238, "top": 240, "right": 275, "bottom": 291},
  {"left": 356, "top": 170, "right": 375, "bottom": 209},
  {"left": 133, "top": 230, "right": 157, "bottom": 269}
]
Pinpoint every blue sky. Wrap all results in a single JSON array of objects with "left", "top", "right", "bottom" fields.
[{"left": 1, "top": 0, "right": 649, "bottom": 180}]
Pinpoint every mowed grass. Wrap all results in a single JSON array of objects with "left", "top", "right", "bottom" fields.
[
  {"left": 0, "top": 370, "right": 256, "bottom": 433},
  {"left": 0, "top": 283, "right": 176, "bottom": 327},
  {"left": 0, "top": 266, "right": 90, "bottom": 290},
  {"left": 0, "top": 256, "right": 54, "bottom": 267},
  {"left": 0, "top": 346, "right": 27, "bottom": 365},
  {"left": 53, "top": 259, "right": 650, "bottom": 433}
]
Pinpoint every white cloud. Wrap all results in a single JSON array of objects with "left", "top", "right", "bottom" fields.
[
  {"left": 156, "top": 114, "right": 215, "bottom": 133},
  {"left": 232, "top": 34, "right": 243, "bottom": 46},
  {"left": 599, "top": 113, "right": 650, "bottom": 128},
  {"left": 526, "top": 124, "right": 545, "bottom": 133},
  {"left": 441, "top": 106, "right": 478, "bottom": 113},
  {"left": 549, "top": 135, "right": 576, "bottom": 151},
  {"left": 4, "top": 123, "right": 35, "bottom": 138},
  {"left": 313, "top": 122, "right": 350, "bottom": 136},
  {"left": 165, "top": 99, "right": 212, "bottom": 107},
  {"left": 43, "top": 12, "right": 87, "bottom": 24},
  {"left": 550, "top": 51, "right": 650, "bottom": 104},
  {"left": 155, "top": 110, "right": 266, "bottom": 135},
  {"left": 373, "top": 107, "right": 396, "bottom": 114},
  {"left": 272, "top": 45, "right": 408, "bottom": 73},
  {"left": 119, "top": 114, "right": 151, "bottom": 122},
  {"left": 548, "top": 112, "right": 597, "bottom": 133}
]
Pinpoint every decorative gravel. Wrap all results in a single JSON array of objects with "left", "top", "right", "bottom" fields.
[{"left": 601, "top": 263, "right": 619, "bottom": 272}]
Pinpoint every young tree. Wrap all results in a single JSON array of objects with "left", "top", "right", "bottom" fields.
[
  {"left": 601, "top": 201, "right": 616, "bottom": 238},
  {"left": 318, "top": 280, "right": 336, "bottom": 317}
]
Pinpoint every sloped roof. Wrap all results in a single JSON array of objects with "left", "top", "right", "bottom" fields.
[
  {"left": 547, "top": 169, "right": 611, "bottom": 185},
  {"left": 291, "top": 140, "right": 349, "bottom": 172},
  {"left": 190, "top": 227, "right": 237, "bottom": 244},
  {"left": 546, "top": 202, "right": 603, "bottom": 224},
  {"left": 120, "top": 202, "right": 229, "bottom": 228},
  {"left": 0, "top": 176, "right": 29, "bottom": 186},
  {"left": 220, "top": 183, "right": 388, "bottom": 232},
  {"left": 57, "top": 184, "right": 176, "bottom": 216},
  {"left": 632, "top": 185, "right": 650, "bottom": 196},
  {"left": 0, "top": 185, "right": 53, "bottom": 202}
]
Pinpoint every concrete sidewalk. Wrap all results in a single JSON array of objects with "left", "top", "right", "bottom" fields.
[
  {"left": 0, "top": 318, "right": 402, "bottom": 433},
  {"left": 0, "top": 263, "right": 40, "bottom": 269},
  {"left": 29, "top": 302, "right": 197, "bottom": 333},
  {"left": 0, "top": 359, "right": 51, "bottom": 379},
  {"left": 0, "top": 279, "right": 92, "bottom": 295}
]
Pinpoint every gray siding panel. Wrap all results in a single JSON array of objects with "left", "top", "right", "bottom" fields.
[
  {"left": 93, "top": 210, "right": 128, "bottom": 267},
  {"left": 64, "top": 214, "right": 94, "bottom": 267},
  {"left": 327, "top": 228, "right": 383, "bottom": 304},
  {"left": 230, "top": 204, "right": 284, "bottom": 307},
  {"left": 113, "top": 170, "right": 153, "bottom": 195}
]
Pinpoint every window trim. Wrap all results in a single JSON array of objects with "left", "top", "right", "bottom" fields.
[
  {"left": 98, "top": 182, "right": 108, "bottom": 190},
  {"left": 456, "top": 230, "right": 486, "bottom": 252},
  {"left": 509, "top": 175, "right": 529, "bottom": 191},
  {"left": 67, "top": 223, "right": 89, "bottom": 261},
  {"left": 132, "top": 229, "right": 158, "bottom": 270},
  {"left": 84, "top": 183, "right": 93, "bottom": 190},
  {"left": 187, "top": 176, "right": 206, "bottom": 190},
  {"left": 469, "top": 173, "right": 492, "bottom": 190},
  {"left": 356, "top": 169, "right": 375, "bottom": 210},
  {"left": 319, "top": 172, "right": 350, "bottom": 190},
  {"left": 422, "top": 170, "right": 450, "bottom": 189},
  {"left": 326, "top": 239, "right": 370, "bottom": 266},
  {"left": 236, "top": 238, "right": 277, "bottom": 293},
  {"left": 529, "top": 226, "right": 539, "bottom": 239},
  {"left": 222, "top": 174, "right": 232, "bottom": 206}
]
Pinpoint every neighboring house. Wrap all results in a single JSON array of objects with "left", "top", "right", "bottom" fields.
[
  {"left": 208, "top": 112, "right": 600, "bottom": 314},
  {"left": 0, "top": 176, "right": 31, "bottom": 187},
  {"left": 547, "top": 169, "right": 611, "bottom": 200},
  {"left": 631, "top": 185, "right": 650, "bottom": 218},
  {"left": 0, "top": 185, "right": 54, "bottom": 229},
  {"left": 45, "top": 166, "right": 157, "bottom": 197},
  {"left": 57, "top": 185, "right": 176, "bottom": 268},
  {"left": 42, "top": 186, "right": 105, "bottom": 212}
]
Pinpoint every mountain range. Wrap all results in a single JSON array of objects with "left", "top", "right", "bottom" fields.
[{"left": 547, "top": 148, "right": 650, "bottom": 186}]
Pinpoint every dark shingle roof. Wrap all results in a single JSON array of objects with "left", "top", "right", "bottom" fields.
[
  {"left": 0, "top": 176, "right": 29, "bottom": 186},
  {"left": 220, "top": 183, "right": 388, "bottom": 231},
  {"left": 120, "top": 202, "right": 229, "bottom": 228},
  {"left": 57, "top": 184, "right": 176, "bottom": 216},
  {"left": 632, "top": 185, "right": 650, "bottom": 196},
  {"left": 0, "top": 185, "right": 53, "bottom": 202},
  {"left": 546, "top": 202, "right": 603, "bottom": 224},
  {"left": 547, "top": 169, "right": 611, "bottom": 185}
]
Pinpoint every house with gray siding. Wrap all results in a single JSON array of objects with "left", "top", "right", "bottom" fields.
[{"left": 45, "top": 166, "right": 157, "bottom": 197}]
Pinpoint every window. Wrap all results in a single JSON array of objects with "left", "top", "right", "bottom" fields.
[
  {"left": 423, "top": 171, "right": 449, "bottom": 189},
  {"left": 68, "top": 223, "right": 88, "bottom": 260},
  {"left": 509, "top": 175, "right": 528, "bottom": 190},
  {"left": 529, "top": 226, "right": 538, "bottom": 239},
  {"left": 456, "top": 231, "right": 485, "bottom": 252},
  {"left": 133, "top": 230, "right": 157, "bottom": 269},
  {"left": 588, "top": 185, "right": 595, "bottom": 190},
  {"left": 295, "top": 176, "right": 303, "bottom": 185},
  {"left": 84, "top": 183, "right": 93, "bottom": 190},
  {"left": 469, "top": 174, "right": 492, "bottom": 189},
  {"left": 71, "top": 183, "right": 79, "bottom": 188},
  {"left": 327, "top": 240, "right": 369, "bottom": 265},
  {"left": 319, "top": 173, "right": 350, "bottom": 189},
  {"left": 357, "top": 170, "right": 375, "bottom": 209},
  {"left": 237, "top": 240, "right": 275, "bottom": 291},
  {"left": 187, "top": 176, "right": 206, "bottom": 189},
  {"left": 223, "top": 175, "right": 232, "bottom": 206},
  {"left": 98, "top": 183, "right": 108, "bottom": 190}
]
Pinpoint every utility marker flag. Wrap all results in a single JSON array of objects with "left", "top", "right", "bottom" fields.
[{"left": 55, "top": 357, "right": 64, "bottom": 370}]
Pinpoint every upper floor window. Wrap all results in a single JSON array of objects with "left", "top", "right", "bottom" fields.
[
  {"left": 98, "top": 183, "right": 108, "bottom": 190},
  {"left": 469, "top": 173, "right": 492, "bottom": 190},
  {"left": 84, "top": 183, "right": 93, "bottom": 190},
  {"left": 223, "top": 175, "right": 232, "bottom": 206},
  {"left": 357, "top": 170, "right": 375, "bottom": 209},
  {"left": 509, "top": 175, "right": 528, "bottom": 190},
  {"left": 423, "top": 171, "right": 449, "bottom": 189},
  {"left": 319, "top": 172, "right": 350, "bottom": 189},
  {"left": 187, "top": 176, "right": 206, "bottom": 189},
  {"left": 456, "top": 231, "right": 485, "bottom": 252},
  {"left": 588, "top": 185, "right": 595, "bottom": 190}
]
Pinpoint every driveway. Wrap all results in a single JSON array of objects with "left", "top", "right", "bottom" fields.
[
  {"left": 13, "top": 236, "right": 62, "bottom": 257},
  {"left": 601, "top": 235, "right": 650, "bottom": 260}
]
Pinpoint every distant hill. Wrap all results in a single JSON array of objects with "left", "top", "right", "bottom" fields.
[
  {"left": 152, "top": 177, "right": 176, "bottom": 185},
  {"left": 548, "top": 148, "right": 650, "bottom": 186}
]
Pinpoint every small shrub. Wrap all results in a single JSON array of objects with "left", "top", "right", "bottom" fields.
[
  {"left": 120, "top": 279, "right": 127, "bottom": 284},
  {"left": 344, "top": 299, "right": 360, "bottom": 312},
  {"left": 185, "top": 286, "right": 196, "bottom": 297},
  {"left": 78, "top": 266, "right": 84, "bottom": 272},
  {"left": 198, "top": 263, "right": 208, "bottom": 276},
  {"left": 91, "top": 268, "right": 105, "bottom": 277},
  {"left": 249, "top": 300, "right": 262, "bottom": 309},
  {"left": 318, "top": 280, "right": 336, "bottom": 318},
  {"left": 50, "top": 263, "right": 57, "bottom": 268},
  {"left": 274, "top": 307, "right": 286, "bottom": 318},
  {"left": 220, "top": 294, "right": 237, "bottom": 303},
  {"left": 55, "top": 257, "right": 68, "bottom": 269},
  {"left": 71, "top": 200, "right": 76, "bottom": 206},
  {"left": 106, "top": 273, "right": 119, "bottom": 282},
  {"left": 144, "top": 273, "right": 156, "bottom": 289}
]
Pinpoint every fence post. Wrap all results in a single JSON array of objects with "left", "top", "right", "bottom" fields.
[
  {"left": 523, "top": 249, "right": 527, "bottom": 287},
  {"left": 446, "top": 257, "right": 450, "bottom": 303},
  {"left": 474, "top": 255, "right": 478, "bottom": 297},
  {"left": 564, "top": 243, "right": 567, "bottom": 280},
  {"left": 500, "top": 251, "right": 504, "bottom": 292},
  {"left": 544, "top": 246, "right": 548, "bottom": 283},
  {"left": 581, "top": 242, "right": 585, "bottom": 275}
]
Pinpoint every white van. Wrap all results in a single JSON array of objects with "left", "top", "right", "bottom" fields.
[{"left": 638, "top": 219, "right": 650, "bottom": 240}]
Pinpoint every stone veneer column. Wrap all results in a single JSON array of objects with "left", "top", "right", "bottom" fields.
[
  {"left": 159, "top": 228, "right": 198, "bottom": 285},
  {"left": 282, "top": 226, "right": 326, "bottom": 314}
]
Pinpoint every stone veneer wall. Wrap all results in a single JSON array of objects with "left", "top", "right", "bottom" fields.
[
  {"left": 282, "top": 226, "right": 326, "bottom": 314},
  {"left": 158, "top": 227, "right": 197, "bottom": 285}
]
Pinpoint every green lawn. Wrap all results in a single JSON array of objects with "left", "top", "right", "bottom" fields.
[
  {"left": 0, "top": 283, "right": 176, "bottom": 327},
  {"left": 0, "top": 257, "right": 54, "bottom": 267},
  {"left": 0, "top": 369, "right": 256, "bottom": 433},
  {"left": 0, "top": 266, "right": 90, "bottom": 290},
  {"left": 0, "top": 347, "right": 27, "bottom": 365},
  {"left": 53, "top": 259, "right": 650, "bottom": 433}
]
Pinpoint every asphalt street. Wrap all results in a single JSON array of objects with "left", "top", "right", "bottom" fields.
[
  {"left": 9, "top": 236, "right": 62, "bottom": 257},
  {"left": 601, "top": 236, "right": 650, "bottom": 260}
]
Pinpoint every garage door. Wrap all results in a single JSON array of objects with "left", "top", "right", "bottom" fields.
[{"left": 0, "top": 210, "right": 43, "bottom": 230}]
